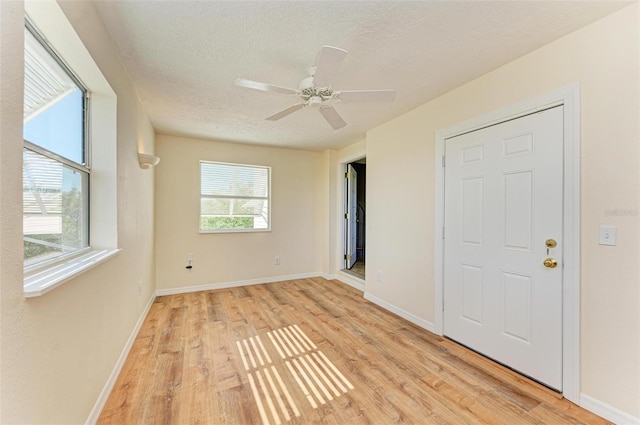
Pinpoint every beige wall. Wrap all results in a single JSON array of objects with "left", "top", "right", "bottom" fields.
[
  {"left": 317, "top": 149, "right": 337, "bottom": 276},
  {"left": 154, "top": 135, "right": 325, "bottom": 290},
  {"left": 361, "top": 3, "right": 639, "bottom": 417},
  {"left": 0, "top": 1, "right": 156, "bottom": 423}
]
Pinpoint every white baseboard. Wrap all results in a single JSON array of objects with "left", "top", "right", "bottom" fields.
[
  {"left": 580, "top": 394, "right": 640, "bottom": 425},
  {"left": 85, "top": 293, "right": 156, "bottom": 425},
  {"left": 363, "top": 292, "right": 436, "bottom": 333},
  {"left": 155, "top": 272, "right": 322, "bottom": 296},
  {"left": 329, "top": 271, "right": 365, "bottom": 292}
]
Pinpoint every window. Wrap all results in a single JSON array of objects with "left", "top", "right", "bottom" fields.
[
  {"left": 22, "top": 1, "right": 118, "bottom": 297},
  {"left": 23, "top": 20, "right": 90, "bottom": 266},
  {"left": 200, "top": 161, "right": 271, "bottom": 232}
]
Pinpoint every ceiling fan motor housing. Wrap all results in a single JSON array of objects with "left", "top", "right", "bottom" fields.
[
  {"left": 299, "top": 73, "right": 333, "bottom": 105},
  {"left": 299, "top": 76, "right": 315, "bottom": 91},
  {"left": 300, "top": 84, "right": 333, "bottom": 105}
]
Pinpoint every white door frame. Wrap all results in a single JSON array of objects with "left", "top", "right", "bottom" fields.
[
  {"left": 433, "top": 84, "right": 581, "bottom": 403},
  {"left": 346, "top": 164, "right": 358, "bottom": 269},
  {"left": 337, "top": 151, "right": 366, "bottom": 284}
]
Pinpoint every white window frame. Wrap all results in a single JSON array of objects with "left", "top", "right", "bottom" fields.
[
  {"left": 23, "top": 18, "right": 91, "bottom": 268},
  {"left": 199, "top": 160, "right": 271, "bottom": 233},
  {"left": 23, "top": 1, "right": 120, "bottom": 298}
]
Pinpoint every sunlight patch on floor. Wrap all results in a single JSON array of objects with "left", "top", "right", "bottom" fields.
[{"left": 237, "top": 325, "right": 353, "bottom": 425}]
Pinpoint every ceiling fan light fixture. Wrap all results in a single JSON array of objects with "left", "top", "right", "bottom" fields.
[{"left": 308, "top": 96, "right": 323, "bottom": 107}]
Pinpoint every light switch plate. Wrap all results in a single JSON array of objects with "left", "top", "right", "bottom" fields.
[{"left": 599, "top": 226, "right": 617, "bottom": 246}]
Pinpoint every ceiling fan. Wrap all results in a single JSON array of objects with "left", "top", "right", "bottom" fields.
[{"left": 235, "top": 46, "right": 396, "bottom": 130}]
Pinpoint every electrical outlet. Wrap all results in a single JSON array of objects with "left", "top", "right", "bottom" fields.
[
  {"left": 138, "top": 280, "right": 142, "bottom": 296},
  {"left": 274, "top": 256, "right": 281, "bottom": 265},
  {"left": 377, "top": 270, "right": 383, "bottom": 282},
  {"left": 599, "top": 226, "right": 617, "bottom": 246}
]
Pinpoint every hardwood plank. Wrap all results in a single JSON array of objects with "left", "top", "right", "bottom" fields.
[
  {"left": 177, "top": 293, "right": 219, "bottom": 424},
  {"left": 548, "top": 398, "right": 613, "bottom": 425},
  {"left": 97, "top": 278, "right": 609, "bottom": 425}
]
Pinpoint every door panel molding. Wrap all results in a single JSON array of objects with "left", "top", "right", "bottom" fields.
[
  {"left": 434, "top": 83, "right": 580, "bottom": 403},
  {"left": 444, "top": 107, "right": 564, "bottom": 390}
]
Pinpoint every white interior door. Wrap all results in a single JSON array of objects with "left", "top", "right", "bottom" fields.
[
  {"left": 443, "top": 106, "right": 564, "bottom": 390},
  {"left": 346, "top": 164, "right": 358, "bottom": 269}
]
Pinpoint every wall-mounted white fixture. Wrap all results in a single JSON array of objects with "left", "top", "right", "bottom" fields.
[{"left": 138, "top": 153, "right": 160, "bottom": 169}]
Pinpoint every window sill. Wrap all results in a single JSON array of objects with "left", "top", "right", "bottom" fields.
[
  {"left": 24, "top": 249, "right": 121, "bottom": 298},
  {"left": 199, "top": 228, "right": 272, "bottom": 234}
]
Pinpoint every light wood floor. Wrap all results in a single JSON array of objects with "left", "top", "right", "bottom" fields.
[{"left": 98, "top": 277, "right": 609, "bottom": 425}]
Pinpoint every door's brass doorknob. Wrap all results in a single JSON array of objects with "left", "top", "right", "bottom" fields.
[{"left": 543, "top": 258, "right": 558, "bottom": 268}]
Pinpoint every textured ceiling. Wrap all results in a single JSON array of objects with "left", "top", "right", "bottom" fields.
[{"left": 94, "top": 1, "right": 629, "bottom": 151}]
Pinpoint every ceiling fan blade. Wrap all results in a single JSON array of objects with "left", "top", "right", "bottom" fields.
[
  {"left": 312, "top": 46, "right": 347, "bottom": 88},
  {"left": 334, "top": 90, "right": 396, "bottom": 103},
  {"left": 265, "top": 103, "right": 306, "bottom": 121},
  {"left": 319, "top": 105, "right": 347, "bottom": 130},
  {"left": 235, "top": 78, "right": 298, "bottom": 95}
]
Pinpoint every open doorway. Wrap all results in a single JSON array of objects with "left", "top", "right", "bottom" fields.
[{"left": 342, "top": 159, "right": 366, "bottom": 279}]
